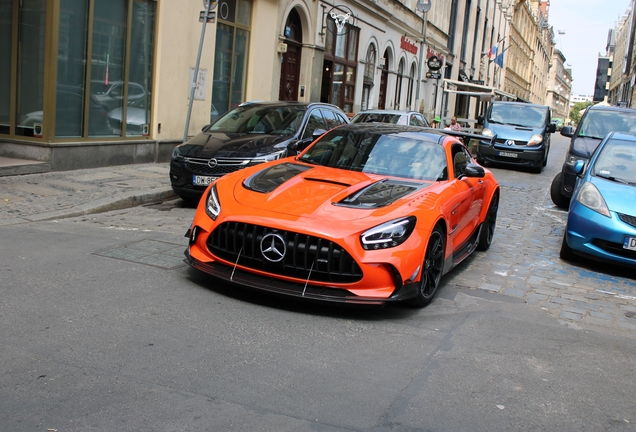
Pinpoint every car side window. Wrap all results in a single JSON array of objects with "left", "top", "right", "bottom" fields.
[
  {"left": 452, "top": 144, "right": 471, "bottom": 178},
  {"left": 410, "top": 114, "right": 426, "bottom": 127},
  {"left": 321, "top": 109, "right": 341, "bottom": 130},
  {"left": 302, "top": 110, "right": 327, "bottom": 139}
]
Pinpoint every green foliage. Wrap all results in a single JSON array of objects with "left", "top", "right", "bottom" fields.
[{"left": 568, "top": 101, "right": 595, "bottom": 126}]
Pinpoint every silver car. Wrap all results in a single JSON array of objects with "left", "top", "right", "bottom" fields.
[{"left": 350, "top": 110, "right": 430, "bottom": 127}]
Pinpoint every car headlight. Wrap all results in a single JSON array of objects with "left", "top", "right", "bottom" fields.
[
  {"left": 172, "top": 145, "right": 185, "bottom": 161},
  {"left": 251, "top": 150, "right": 286, "bottom": 163},
  {"left": 361, "top": 217, "right": 416, "bottom": 250},
  {"left": 576, "top": 182, "right": 610, "bottom": 217},
  {"left": 527, "top": 134, "right": 543, "bottom": 146},
  {"left": 565, "top": 153, "right": 587, "bottom": 167},
  {"left": 481, "top": 128, "right": 493, "bottom": 137},
  {"left": 205, "top": 184, "right": 221, "bottom": 220}
]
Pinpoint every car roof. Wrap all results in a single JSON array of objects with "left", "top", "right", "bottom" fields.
[
  {"left": 606, "top": 131, "right": 636, "bottom": 141},
  {"left": 330, "top": 122, "right": 447, "bottom": 140},
  {"left": 586, "top": 104, "right": 636, "bottom": 113},
  {"left": 491, "top": 101, "right": 549, "bottom": 109},
  {"left": 354, "top": 110, "right": 420, "bottom": 115},
  {"left": 237, "top": 100, "right": 344, "bottom": 111}
]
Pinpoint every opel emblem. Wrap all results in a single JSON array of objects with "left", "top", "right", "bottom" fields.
[
  {"left": 506, "top": 140, "right": 515, "bottom": 146},
  {"left": 208, "top": 158, "right": 218, "bottom": 168},
  {"left": 260, "top": 233, "right": 286, "bottom": 262}
]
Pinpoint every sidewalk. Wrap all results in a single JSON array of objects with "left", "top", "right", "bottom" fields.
[{"left": 0, "top": 162, "right": 176, "bottom": 227}]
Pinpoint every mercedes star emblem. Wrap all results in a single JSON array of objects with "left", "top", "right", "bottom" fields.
[
  {"left": 208, "top": 158, "right": 218, "bottom": 168},
  {"left": 260, "top": 233, "right": 286, "bottom": 262}
]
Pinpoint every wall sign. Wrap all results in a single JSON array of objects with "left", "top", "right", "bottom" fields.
[
  {"left": 400, "top": 36, "right": 418, "bottom": 55},
  {"left": 427, "top": 55, "right": 442, "bottom": 71}
]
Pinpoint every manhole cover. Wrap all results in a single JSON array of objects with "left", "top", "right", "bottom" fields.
[{"left": 94, "top": 239, "right": 186, "bottom": 269}]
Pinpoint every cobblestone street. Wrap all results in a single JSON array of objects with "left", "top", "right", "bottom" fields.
[{"left": 2, "top": 134, "right": 636, "bottom": 333}]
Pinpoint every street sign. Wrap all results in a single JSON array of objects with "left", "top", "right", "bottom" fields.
[
  {"left": 416, "top": 0, "right": 431, "bottom": 13},
  {"left": 199, "top": 10, "right": 216, "bottom": 22},
  {"left": 426, "top": 71, "right": 441, "bottom": 79}
]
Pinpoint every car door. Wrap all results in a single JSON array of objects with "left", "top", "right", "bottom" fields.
[
  {"left": 447, "top": 144, "right": 485, "bottom": 251},
  {"left": 301, "top": 109, "right": 328, "bottom": 140}
]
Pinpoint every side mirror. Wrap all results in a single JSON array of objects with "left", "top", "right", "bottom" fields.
[
  {"left": 293, "top": 137, "right": 314, "bottom": 154},
  {"left": 561, "top": 126, "right": 574, "bottom": 137},
  {"left": 462, "top": 163, "right": 486, "bottom": 178},
  {"left": 548, "top": 123, "right": 556, "bottom": 133},
  {"left": 574, "top": 159, "right": 585, "bottom": 175},
  {"left": 477, "top": 116, "right": 485, "bottom": 126}
]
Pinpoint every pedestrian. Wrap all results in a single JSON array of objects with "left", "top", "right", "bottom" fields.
[
  {"left": 430, "top": 116, "right": 441, "bottom": 128},
  {"left": 449, "top": 116, "right": 462, "bottom": 131}
]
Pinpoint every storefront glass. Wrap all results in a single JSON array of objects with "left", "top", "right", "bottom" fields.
[
  {"left": 16, "top": 0, "right": 47, "bottom": 137},
  {"left": 57, "top": 0, "right": 89, "bottom": 137},
  {"left": 212, "top": 0, "right": 251, "bottom": 122},
  {"left": 0, "top": 0, "right": 12, "bottom": 134}
]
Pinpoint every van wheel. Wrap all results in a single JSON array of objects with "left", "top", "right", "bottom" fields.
[{"left": 550, "top": 173, "right": 570, "bottom": 208}]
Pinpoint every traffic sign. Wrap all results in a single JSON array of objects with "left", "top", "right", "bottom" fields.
[{"left": 199, "top": 10, "right": 216, "bottom": 22}]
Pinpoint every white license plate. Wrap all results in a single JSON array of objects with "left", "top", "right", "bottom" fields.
[
  {"left": 624, "top": 236, "right": 636, "bottom": 251},
  {"left": 193, "top": 175, "right": 217, "bottom": 186},
  {"left": 498, "top": 151, "right": 518, "bottom": 158}
]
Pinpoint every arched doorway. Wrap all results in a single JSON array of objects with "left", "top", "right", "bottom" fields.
[{"left": 279, "top": 9, "right": 302, "bottom": 101}]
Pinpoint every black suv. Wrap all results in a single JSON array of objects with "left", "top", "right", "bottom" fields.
[
  {"left": 550, "top": 105, "right": 636, "bottom": 208},
  {"left": 170, "top": 101, "right": 349, "bottom": 201}
]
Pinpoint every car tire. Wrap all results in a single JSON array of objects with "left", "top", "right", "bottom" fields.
[
  {"left": 550, "top": 172, "right": 570, "bottom": 208},
  {"left": 408, "top": 225, "right": 445, "bottom": 308},
  {"left": 477, "top": 192, "right": 499, "bottom": 251},
  {"left": 559, "top": 232, "right": 576, "bottom": 261}
]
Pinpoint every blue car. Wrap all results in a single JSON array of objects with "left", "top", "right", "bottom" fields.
[{"left": 560, "top": 131, "right": 636, "bottom": 268}]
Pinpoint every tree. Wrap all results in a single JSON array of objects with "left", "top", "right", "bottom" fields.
[{"left": 568, "top": 101, "right": 595, "bottom": 126}]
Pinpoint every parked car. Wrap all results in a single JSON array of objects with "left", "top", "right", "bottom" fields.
[
  {"left": 560, "top": 131, "right": 636, "bottom": 269},
  {"left": 18, "top": 85, "right": 111, "bottom": 137},
  {"left": 551, "top": 118, "right": 564, "bottom": 131},
  {"left": 170, "top": 101, "right": 349, "bottom": 201},
  {"left": 350, "top": 110, "right": 430, "bottom": 127},
  {"left": 107, "top": 96, "right": 150, "bottom": 136},
  {"left": 90, "top": 80, "right": 146, "bottom": 111},
  {"left": 476, "top": 101, "right": 556, "bottom": 173},
  {"left": 184, "top": 123, "right": 500, "bottom": 307},
  {"left": 550, "top": 105, "right": 636, "bottom": 208}
]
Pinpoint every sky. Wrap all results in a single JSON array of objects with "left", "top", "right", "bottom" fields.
[{"left": 547, "top": 0, "right": 632, "bottom": 96}]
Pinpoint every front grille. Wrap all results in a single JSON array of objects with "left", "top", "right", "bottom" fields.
[
  {"left": 592, "top": 239, "right": 636, "bottom": 260},
  {"left": 185, "top": 157, "right": 256, "bottom": 176},
  {"left": 495, "top": 138, "right": 525, "bottom": 146},
  {"left": 207, "top": 222, "right": 363, "bottom": 283},
  {"left": 618, "top": 213, "right": 636, "bottom": 229}
]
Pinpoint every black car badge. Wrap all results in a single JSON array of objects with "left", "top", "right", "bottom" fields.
[
  {"left": 261, "top": 233, "right": 286, "bottom": 262},
  {"left": 208, "top": 158, "right": 218, "bottom": 168}
]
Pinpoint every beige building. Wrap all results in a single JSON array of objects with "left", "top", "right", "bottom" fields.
[
  {"left": 0, "top": 0, "right": 563, "bottom": 172},
  {"left": 545, "top": 50, "right": 572, "bottom": 121}
]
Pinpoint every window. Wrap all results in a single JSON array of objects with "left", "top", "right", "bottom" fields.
[
  {"left": 323, "top": 20, "right": 358, "bottom": 112},
  {"left": 212, "top": 0, "right": 252, "bottom": 121}
]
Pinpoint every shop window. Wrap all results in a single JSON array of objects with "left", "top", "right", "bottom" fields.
[
  {"left": 212, "top": 0, "right": 252, "bottom": 123},
  {"left": 0, "top": 0, "right": 12, "bottom": 134},
  {"left": 15, "top": 0, "right": 47, "bottom": 137}
]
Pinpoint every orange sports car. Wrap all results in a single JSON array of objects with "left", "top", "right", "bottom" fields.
[{"left": 184, "top": 123, "right": 500, "bottom": 307}]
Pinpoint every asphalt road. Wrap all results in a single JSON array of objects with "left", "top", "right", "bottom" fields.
[{"left": 1, "top": 133, "right": 635, "bottom": 431}]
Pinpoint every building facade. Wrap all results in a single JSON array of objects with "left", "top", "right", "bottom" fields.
[{"left": 0, "top": 0, "right": 559, "bottom": 172}]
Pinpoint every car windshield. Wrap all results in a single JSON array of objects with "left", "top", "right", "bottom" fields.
[
  {"left": 299, "top": 130, "right": 447, "bottom": 181},
  {"left": 487, "top": 105, "right": 548, "bottom": 128},
  {"left": 577, "top": 110, "right": 636, "bottom": 139},
  {"left": 209, "top": 105, "right": 306, "bottom": 135},
  {"left": 592, "top": 138, "right": 636, "bottom": 185},
  {"left": 352, "top": 113, "right": 403, "bottom": 124}
]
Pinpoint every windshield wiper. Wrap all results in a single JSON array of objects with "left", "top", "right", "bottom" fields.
[{"left": 596, "top": 172, "right": 631, "bottom": 185}]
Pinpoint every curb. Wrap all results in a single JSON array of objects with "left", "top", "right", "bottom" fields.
[{"left": 0, "top": 188, "right": 177, "bottom": 227}]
